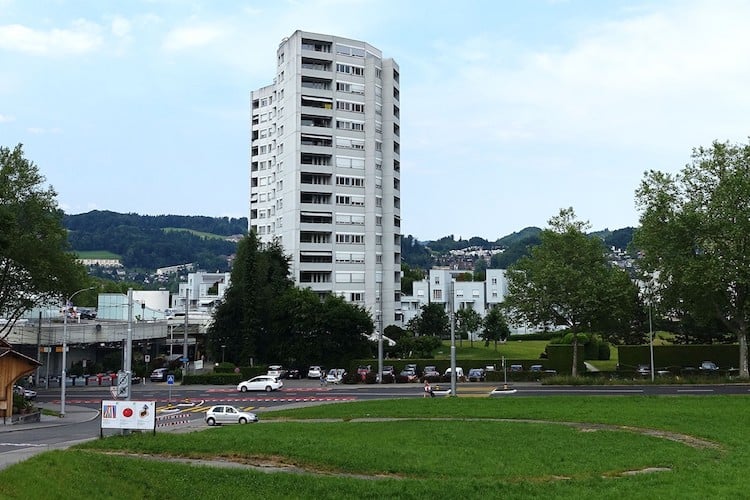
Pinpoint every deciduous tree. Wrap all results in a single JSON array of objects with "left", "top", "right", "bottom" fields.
[
  {"left": 504, "top": 208, "right": 638, "bottom": 375},
  {"left": 0, "top": 144, "right": 89, "bottom": 339},
  {"left": 635, "top": 139, "right": 750, "bottom": 378}
]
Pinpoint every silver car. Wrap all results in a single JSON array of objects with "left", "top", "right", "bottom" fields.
[{"left": 205, "top": 405, "right": 258, "bottom": 426}]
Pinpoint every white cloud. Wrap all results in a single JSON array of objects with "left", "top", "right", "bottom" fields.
[
  {"left": 111, "top": 16, "right": 131, "bottom": 38},
  {"left": 162, "top": 23, "right": 226, "bottom": 51},
  {"left": 0, "top": 20, "right": 103, "bottom": 55},
  {"left": 0, "top": 113, "right": 14, "bottom": 123}
]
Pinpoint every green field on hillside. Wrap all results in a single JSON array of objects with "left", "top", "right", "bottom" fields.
[{"left": 162, "top": 227, "right": 228, "bottom": 239}]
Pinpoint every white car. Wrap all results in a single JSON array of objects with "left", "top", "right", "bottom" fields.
[
  {"left": 205, "top": 405, "right": 258, "bottom": 426},
  {"left": 325, "top": 368, "right": 346, "bottom": 384},
  {"left": 14, "top": 385, "right": 36, "bottom": 400},
  {"left": 307, "top": 365, "right": 323, "bottom": 379},
  {"left": 267, "top": 365, "right": 286, "bottom": 378},
  {"left": 237, "top": 375, "right": 283, "bottom": 392}
]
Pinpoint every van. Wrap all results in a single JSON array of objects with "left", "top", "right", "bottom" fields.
[{"left": 444, "top": 367, "right": 465, "bottom": 380}]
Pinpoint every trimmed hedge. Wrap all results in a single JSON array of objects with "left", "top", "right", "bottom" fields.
[{"left": 617, "top": 344, "right": 740, "bottom": 370}]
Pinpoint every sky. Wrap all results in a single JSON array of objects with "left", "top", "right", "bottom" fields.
[{"left": 2, "top": 1, "right": 750, "bottom": 241}]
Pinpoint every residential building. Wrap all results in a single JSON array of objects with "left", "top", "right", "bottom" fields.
[
  {"left": 403, "top": 268, "right": 525, "bottom": 335},
  {"left": 249, "top": 30, "right": 402, "bottom": 327}
]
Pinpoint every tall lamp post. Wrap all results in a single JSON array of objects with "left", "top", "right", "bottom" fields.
[
  {"left": 450, "top": 279, "right": 456, "bottom": 397},
  {"left": 61, "top": 286, "right": 95, "bottom": 418}
]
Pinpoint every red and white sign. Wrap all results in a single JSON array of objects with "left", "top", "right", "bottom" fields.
[{"left": 100, "top": 400, "right": 156, "bottom": 430}]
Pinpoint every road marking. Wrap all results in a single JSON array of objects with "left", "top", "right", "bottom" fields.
[
  {"left": 0, "top": 443, "right": 47, "bottom": 448},
  {"left": 520, "top": 389, "right": 645, "bottom": 393},
  {"left": 677, "top": 389, "right": 714, "bottom": 392}
]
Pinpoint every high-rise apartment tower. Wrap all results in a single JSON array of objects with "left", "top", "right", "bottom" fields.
[{"left": 249, "top": 31, "right": 402, "bottom": 327}]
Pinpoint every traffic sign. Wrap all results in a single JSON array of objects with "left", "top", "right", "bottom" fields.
[
  {"left": 117, "top": 371, "right": 130, "bottom": 398},
  {"left": 167, "top": 374, "right": 175, "bottom": 385}
]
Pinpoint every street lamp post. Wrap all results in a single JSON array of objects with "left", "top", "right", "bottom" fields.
[
  {"left": 450, "top": 279, "right": 456, "bottom": 397},
  {"left": 61, "top": 286, "right": 95, "bottom": 418},
  {"left": 221, "top": 345, "right": 226, "bottom": 363}
]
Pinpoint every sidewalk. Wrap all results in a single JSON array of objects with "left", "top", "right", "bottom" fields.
[{"left": 0, "top": 403, "right": 99, "bottom": 433}]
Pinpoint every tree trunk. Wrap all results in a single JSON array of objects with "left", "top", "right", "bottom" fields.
[
  {"left": 571, "top": 332, "right": 578, "bottom": 377},
  {"left": 739, "top": 329, "right": 748, "bottom": 379}
]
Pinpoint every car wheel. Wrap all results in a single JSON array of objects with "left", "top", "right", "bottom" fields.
[
  {"left": 265, "top": 385, "right": 272, "bottom": 392},
  {"left": 240, "top": 386, "right": 248, "bottom": 393},
  {"left": 239, "top": 417, "right": 247, "bottom": 424},
  {"left": 206, "top": 417, "right": 216, "bottom": 426}
]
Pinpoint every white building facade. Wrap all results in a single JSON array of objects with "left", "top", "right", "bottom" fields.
[
  {"left": 402, "top": 268, "right": 513, "bottom": 332},
  {"left": 249, "top": 30, "right": 402, "bottom": 327}
]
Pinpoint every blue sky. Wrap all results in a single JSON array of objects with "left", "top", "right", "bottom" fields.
[{"left": 2, "top": 1, "right": 749, "bottom": 241}]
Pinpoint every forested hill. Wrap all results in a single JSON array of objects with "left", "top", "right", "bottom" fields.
[
  {"left": 63, "top": 210, "right": 247, "bottom": 235},
  {"left": 63, "top": 210, "right": 247, "bottom": 272}
]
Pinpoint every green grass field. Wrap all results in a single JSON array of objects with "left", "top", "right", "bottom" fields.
[{"left": 1, "top": 396, "right": 747, "bottom": 499}]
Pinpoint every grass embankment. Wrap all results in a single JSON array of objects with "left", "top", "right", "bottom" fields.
[{"left": 1, "top": 396, "right": 747, "bottom": 499}]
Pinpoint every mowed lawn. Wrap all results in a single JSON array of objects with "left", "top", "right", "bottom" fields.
[{"left": 0, "top": 396, "right": 746, "bottom": 499}]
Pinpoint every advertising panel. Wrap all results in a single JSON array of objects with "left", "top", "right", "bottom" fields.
[{"left": 101, "top": 400, "right": 156, "bottom": 430}]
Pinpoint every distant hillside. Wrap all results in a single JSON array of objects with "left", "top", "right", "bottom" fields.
[{"left": 64, "top": 210, "right": 247, "bottom": 272}]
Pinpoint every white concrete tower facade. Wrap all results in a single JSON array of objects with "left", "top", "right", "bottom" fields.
[{"left": 250, "top": 31, "right": 402, "bottom": 327}]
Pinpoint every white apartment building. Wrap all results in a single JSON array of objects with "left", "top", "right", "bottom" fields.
[
  {"left": 249, "top": 30, "right": 402, "bottom": 327},
  {"left": 403, "top": 268, "right": 511, "bottom": 328}
]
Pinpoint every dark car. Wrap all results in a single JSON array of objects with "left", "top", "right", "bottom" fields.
[
  {"left": 467, "top": 368, "right": 485, "bottom": 382},
  {"left": 636, "top": 364, "right": 651, "bottom": 376},
  {"left": 699, "top": 361, "right": 719, "bottom": 373},
  {"left": 399, "top": 368, "right": 418, "bottom": 382},
  {"left": 79, "top": 309, "right": 97, "bottom": 320}
]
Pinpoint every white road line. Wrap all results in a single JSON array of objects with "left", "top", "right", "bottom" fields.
[
  {"left": 676, "top": 389, "right": 714, "bottom": 392},
  {"left": 0, "top": 443, "right": 47, "bottom": 448}
]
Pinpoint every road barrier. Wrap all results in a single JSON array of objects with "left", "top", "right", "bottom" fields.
[{"left": 154, "top": 412, "right": 192, "bottom": 433}]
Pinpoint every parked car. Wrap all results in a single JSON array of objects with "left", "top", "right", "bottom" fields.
[
  {"left": 405, "top": 363, "right": 419, "bottom": 375},
  {"left": 307, "top": 366, "right": 323, "bottom": 379},
  {"left": 326, "top": 368, "right": 346, "bottom": 384},
  {"left": 699, "top": 361, "right": 719, "bottom": 373},
  {"left": 237, "top": 375, "right": 283, "bottom": 392},
  {"left": 285, "top": 368, "right": 302, "bottom": 379},
  {"left": 357, "top": 365, "right": 372, "bottom": 380},
  {"left": 267, "top": 365, "right": 287, "bottom": 378},
  {"left": 14, "top": 385, "right": 36, "bottom": 400},
  {"left": 423, "top": 366, "right": 440, "bottom": 378},
  {"left": 205, "top": 405, "right": 258, "bottom": 426},
  {"left": 529, "top": 364, "right": 544, "bottom": 373},
  {"left": 399, "top": 368, "right": 418, "bottom": 382},
  {"left": 467, "top": 368, "right": 485, "bottom": 382},
  {"left": 636, "top": 364, "right": 651, "bottom": 376},
  {"left": 509, "top": 364, "right": 523, "bottom": 372},
  {"left": 149, "top": 368, "right": 169, "bottom": 382},
  {"left": 444, "top": 367, "right": 465, "bottom": 380}
]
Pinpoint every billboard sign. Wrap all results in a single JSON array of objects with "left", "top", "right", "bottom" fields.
[{"left": 101, "top": 400, "right": 156, "bottom": 430}]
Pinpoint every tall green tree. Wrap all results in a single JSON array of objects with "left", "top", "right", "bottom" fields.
[
  {"left": 504, "top": 208, "right": 638, "bottom": 376},
  {"left": 456, "top": 307, "right": 482, "bottom": 347},
  {"left": 207, "top": 233, "right": 292, "bottom": 365},
  {"left": 634, "top": 139, "right": 750, "bottom": 379},
  {"left": 481, "top": 305, "right": 510, "bottom": 350},
  {"left": 407, "top": 302, "right": 450, "bottom": 339},
  {"left": 0, "top": 144, "right": 89, "bottom": 339}
]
